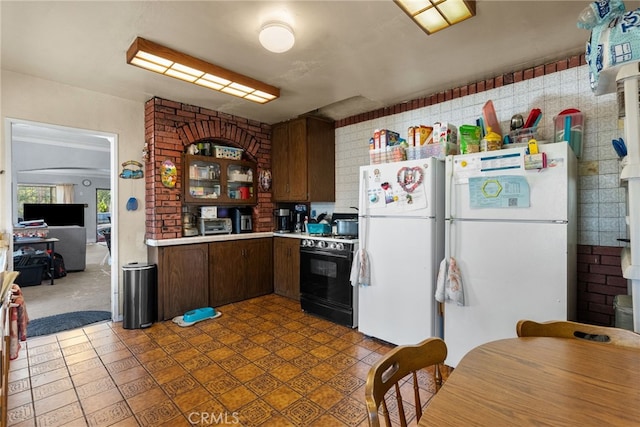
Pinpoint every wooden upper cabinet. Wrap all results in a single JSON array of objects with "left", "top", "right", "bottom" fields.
[
  {"left": 271, "top": 116, "right": 335, "bottom": 202},
  {"left": 286, "top": 119, "right": 309, "bottom": 201},
  {"left": 271, "top": 123, "right": 291, "bottom": 199}
]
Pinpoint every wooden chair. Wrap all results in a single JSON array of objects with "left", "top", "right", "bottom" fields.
[
  {"left": 516, "top": 319, "right": 640, "bottom": 349},
  {"left": 365, "top": 337, "right": 447, "bottom": 427}
]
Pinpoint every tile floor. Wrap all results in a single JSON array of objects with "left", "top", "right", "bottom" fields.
[{"left": 7, "top": 294, "right": 449, "bottom": 426}]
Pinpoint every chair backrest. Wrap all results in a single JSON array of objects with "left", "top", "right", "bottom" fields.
[
  {"left": 365, "top": 337, "right": 447, "bottom": 427},
  {"left": 516, "top": 319, "right": 640, "bottom": 349}
]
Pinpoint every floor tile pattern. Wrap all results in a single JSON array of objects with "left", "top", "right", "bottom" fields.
[{"left": 6, "top": 294, "right": 449, "bottom": 426}]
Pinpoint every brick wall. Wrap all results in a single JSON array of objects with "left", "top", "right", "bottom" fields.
[
  {"left": 577, "top": 245, "right": 628, "bottom": 326},
  {"left": 144, "top": 97, "right": 273, "bottom": 240}
]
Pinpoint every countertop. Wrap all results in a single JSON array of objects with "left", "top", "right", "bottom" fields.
[
  {"left": 146, "top": 232, "right": 273, "bottom": 247},
  {"left": 146, "top": 231, "right": 358, "bottom": 247}
]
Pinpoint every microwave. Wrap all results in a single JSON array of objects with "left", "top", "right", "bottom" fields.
[{"left": 198, "top": 217, "right": 232, "bottom": 235}]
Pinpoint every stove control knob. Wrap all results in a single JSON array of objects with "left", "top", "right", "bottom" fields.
[
  {"left": 328, "top": 242, "right": 337, "bottom": 250},
  {"left": 301, "top": 240, "right": 311, "bottom": 247},
  {"left": 335, "top": 242, "right": 345, "bottom": 251},
  {"left": 316, "top": 240, "right": 327, "bottom": 249}
]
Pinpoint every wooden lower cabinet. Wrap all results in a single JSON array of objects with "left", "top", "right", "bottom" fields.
[
  {"left": 149, "top": 244, "right": 210, "bottom": 321},
  {"left": 273, "top": 237, "right": 300, "bottom": 300},
  {"left": 209, "top": 238, "right": 273, "bottom": 307}
]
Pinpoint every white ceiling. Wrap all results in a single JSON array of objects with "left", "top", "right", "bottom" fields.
[
  {"left": 11, "top": 121, "right": 111, "bottom": 178},
  {"left": 4, "top": 0, "right": 629, "bottom": 127},
  {"left": 11, "top": 122, "right": 111, "bottom": 152}
]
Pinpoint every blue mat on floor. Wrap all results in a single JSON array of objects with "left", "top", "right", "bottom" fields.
[{"left": 28, "top": 310, "right": 111, "bottom": 337}]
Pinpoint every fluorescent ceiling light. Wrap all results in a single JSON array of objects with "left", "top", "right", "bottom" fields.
[
  {"left": 126, "top": 37, "right": 279, "bottom": 104},
  {"left": 395, "top": 0, "right": 475, "bottom": 35},
  {"left": 259, "top": 22, "right": 295, "bottom": 53}
]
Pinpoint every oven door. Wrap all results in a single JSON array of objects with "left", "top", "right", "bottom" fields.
[{"left": 300, "top": 246, "right": 354, "bottom": 326}]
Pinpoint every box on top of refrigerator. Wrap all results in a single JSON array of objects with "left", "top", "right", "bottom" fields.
[
  {"left": 380, "top": 129, "right": 400, "bottom": 147},
  {"left": 431, "top": 122, "right": 459, "bottom": 158},
  {"left": 433, "top": 122, "right": 458, "bottom": 145}
]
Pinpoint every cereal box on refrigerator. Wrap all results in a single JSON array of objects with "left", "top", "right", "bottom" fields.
[{"left": 431, "top": 122, "right": 459, "bottom": 158}]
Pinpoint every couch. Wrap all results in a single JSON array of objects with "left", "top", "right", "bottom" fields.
[{"left": 46, "top": 226, "right": 86, "bottom": 271}]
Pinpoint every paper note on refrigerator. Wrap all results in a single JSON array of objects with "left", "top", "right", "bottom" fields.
[
  {"left": 366, "top": 167, "right": 427, "bottom": 212},
  {"left": 468, "top": 175, "right": 530, "bottom": 208}
]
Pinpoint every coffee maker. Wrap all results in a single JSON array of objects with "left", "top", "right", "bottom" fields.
[
  {"left": 294, "top": 204, "right": 308, "bottom": 232},
  {"left": 274, "top": 208, "right": 291, "bottom": 233},
  {"left": 182, "top": 208, "right": 198, "bottom": 237},
  {"left": 231, "top": 208, "right": 252, "bottom": 234}
]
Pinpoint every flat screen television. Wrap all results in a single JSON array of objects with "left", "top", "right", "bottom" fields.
[{"left": 23, "top": 203, "right": 85, "bottom": 227}]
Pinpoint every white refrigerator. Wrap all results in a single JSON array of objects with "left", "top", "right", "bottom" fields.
[
  {"left": 357, "top": 157, "right": 445, "bottom": 345},
  {"left": 443, "top": 142, "right": 577, "bottom": 367}
]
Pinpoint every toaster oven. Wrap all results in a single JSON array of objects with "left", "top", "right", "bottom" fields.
[{"left": 198, "top": 217, "right": 232, "bottom": 235}]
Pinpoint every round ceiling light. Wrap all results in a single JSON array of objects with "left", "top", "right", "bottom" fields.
[{"left": 259, "top": 22, "right": 295, "bottom": 53}]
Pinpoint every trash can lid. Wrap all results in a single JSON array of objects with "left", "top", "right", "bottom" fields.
[{"left": 122, "top": 262, "right": 156, "bottom": 270}]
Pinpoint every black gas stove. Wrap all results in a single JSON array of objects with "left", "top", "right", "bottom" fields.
[{"left": 299, "top": 231, "right": 358, "bottom": 328}]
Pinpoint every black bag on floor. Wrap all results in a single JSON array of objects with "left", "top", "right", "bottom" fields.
[{"left": 52, "top": 252, "right": 67, "bottom": 278}]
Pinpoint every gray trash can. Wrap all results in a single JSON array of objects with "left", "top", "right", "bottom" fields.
[{"left": 122, "top": 262, "right": 157, "bottom": 329}]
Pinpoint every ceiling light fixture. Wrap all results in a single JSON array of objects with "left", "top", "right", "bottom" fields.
[
  {"left": 394, "top": 0, "right": 476, "bottom": 35},
  {"left": 126, "top": 37, "right": 279, "bottom": 104},
  {"left": 259, "top": 22, "right": 295, "bottom": 53}
]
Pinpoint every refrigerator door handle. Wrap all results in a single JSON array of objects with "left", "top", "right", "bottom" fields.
[
  {"left": 361, "top": 214, "right": 435, "bottom": 220},
  {"left": 445, "top": 156, "right": 455, "bottom": 219},
  {"left": 445, "top": 157, "right": 455, "bottom": 259},
  {"left": 446, "top": 218, "right": 569, "bottom": 225}
]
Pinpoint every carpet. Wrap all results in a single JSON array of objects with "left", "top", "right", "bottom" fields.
[{"left": 28, "top": 310, "right": 111, "bottom": 337}]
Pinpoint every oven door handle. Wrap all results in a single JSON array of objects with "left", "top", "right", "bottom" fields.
[{"left": 300, "top": 248, "right": 351, "bottom": 259}]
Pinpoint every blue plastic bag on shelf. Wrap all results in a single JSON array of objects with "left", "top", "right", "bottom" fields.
[{"left": 583, "top": 2, "right": 640, "bottom": 94}]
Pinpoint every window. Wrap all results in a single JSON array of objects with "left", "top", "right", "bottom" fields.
[
  {"left": 17, "top": 185, "right": 57, "bottom": 220},
  {"left": 96, "top": 188, "right": 111, "bottom": 215},
  {"left": 96, "top": 188, "right": 111, "bottom": 242}
]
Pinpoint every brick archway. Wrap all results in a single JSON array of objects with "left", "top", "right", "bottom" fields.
[
  {"left": 176, "top": 120, "right": 260, "bottom": 161},
  {"left": 145, "top": 98, "right": 273, "bottom": 240}
]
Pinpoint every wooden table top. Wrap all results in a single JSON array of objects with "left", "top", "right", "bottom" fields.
[{"left": 421, "top": 337, "right": 640, "bottom": 426}]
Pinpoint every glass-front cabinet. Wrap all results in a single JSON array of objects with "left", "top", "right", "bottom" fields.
[{"left": 183, "top": 154, "right": 256, "bottom": 205}]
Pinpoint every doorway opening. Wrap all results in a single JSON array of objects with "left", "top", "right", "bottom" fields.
[{"left": 6, "top": 118, "right": 119, "bottom": 321}]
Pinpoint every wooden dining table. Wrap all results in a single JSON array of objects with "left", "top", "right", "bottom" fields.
[{"left": 421, "top": 337, "right": 640, "bottom": 426}]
